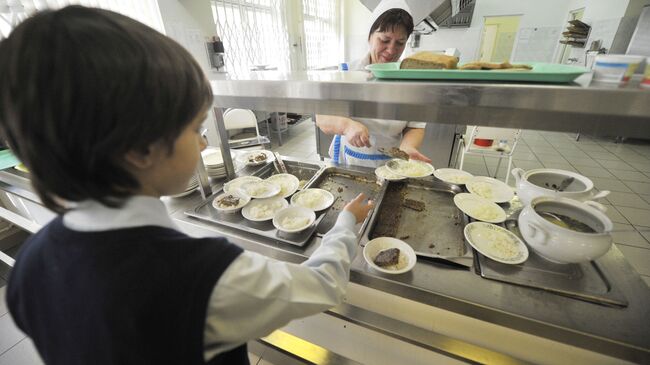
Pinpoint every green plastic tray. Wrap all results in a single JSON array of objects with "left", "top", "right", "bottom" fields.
[{"left": 366, "top": 62, "right": 589, "bottom": 83}]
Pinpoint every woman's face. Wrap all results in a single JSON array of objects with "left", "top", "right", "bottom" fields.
[{"left": 369, "top": 26, "right": 408, "bottom": 64}]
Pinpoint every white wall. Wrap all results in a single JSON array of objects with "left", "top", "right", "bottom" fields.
[{"left": 343, "top": 0, "right": 372, "bottom": 63}]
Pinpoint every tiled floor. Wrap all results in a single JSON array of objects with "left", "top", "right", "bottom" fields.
[{"left": 2, "top": 125, "right": 650, "bottom": 363}]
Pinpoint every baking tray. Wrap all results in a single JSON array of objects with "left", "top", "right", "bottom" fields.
[
  {"left": 184, "top": 160, "right": 326, "bottom": 247},
  {"left": 366, "top": 62, "right": 589, "bottom": 83},
  {"left": 474, "top": 198, "right": 628, "bottom": 308},
  {"left": 361, "top": 178, "right": 473, "bottom": 267},
  {"left": 304, "top": 166, "right": 385, "bottom": 237}
]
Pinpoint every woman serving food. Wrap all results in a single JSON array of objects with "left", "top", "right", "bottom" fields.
[{"left": 316, "top": 0, "right": 432, "bottom": 168}]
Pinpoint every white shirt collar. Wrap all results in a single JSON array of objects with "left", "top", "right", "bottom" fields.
[{"left": 63, "top": 196, "right": 178, "bottom": 231}]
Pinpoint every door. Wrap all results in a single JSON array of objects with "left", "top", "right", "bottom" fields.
[{"left": 478, "top": 15, "right": 522, "bottom": 63}]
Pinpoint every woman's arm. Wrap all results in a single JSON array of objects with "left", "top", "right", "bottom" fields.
[
  {"left": 315, "top": 115, "right": 371, "bottom": 147},
  {"left": 400, "top": 128, "right": 432, "bottom": 163}
]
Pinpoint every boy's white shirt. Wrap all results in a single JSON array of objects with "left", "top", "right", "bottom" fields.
[{"left": 63, "top": 195, "right": 358, "bottom": 360}]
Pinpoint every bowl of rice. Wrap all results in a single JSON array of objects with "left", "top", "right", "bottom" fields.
[
  {"left": 290, "top": 188, "right": 334, "bottom": 211},
  {"left": 273, "top": 206, "right": 316, "bottom": 233},
  {"left": 242, "top": 196, "right": 289, "bottom": 222}
]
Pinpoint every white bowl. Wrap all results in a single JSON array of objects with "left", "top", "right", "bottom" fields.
[
  {"left": 238, "top": 180, "right": 281, "bottom": 199},
  {"left": 241, "top": 196, "right": 289, "bottom": 222},
  {"left": 223, "top": 176, "right": 262, "bottom": 194},
  {"left": 511, "top": 168, "right": 609, "bottom": 206},
  {"left": 266, "top": 173, "right": 300, "bottom": 198},
  {"left": 212, "top": 192, "right": 251, "bottom": 214},
  {"left": 433, "top": 168, "right": 473, "bottom": 185},
  {"left": 273, "top": 206, "right": 316, "bottom": 233},
  {"left": 374, "top": 165, "right": 406, "bottom": 182},
  {"left": 466, "top": 176, "right": 514, "bottom": 203},
  {"left": 385, "top": 159, "right": 434, "bottom": 178},
  {"left": 363, "top": 237, "right": 416, "bottom": 274},
  {"left": 453, "top": 193, "right": 506, "bottom": 223},
  {"left": 518, "top": 196, "right": 613, "bottom": 264},
  {"left": 290, "top": 188, "right": 335, "bottom": 211}
]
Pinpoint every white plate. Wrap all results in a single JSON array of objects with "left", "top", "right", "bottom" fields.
[
  {"left": 223, "top": 176, "right": 263, "bottom": 194},
  {"left": 242, "top": 150, "right": 275, "bottom": 166},
  {"left": 290, "top": 188, "right": 335, "bottom": 211},
  {"left": 212, "top": 192, "right": 251, "bottom": 214},
  {"left": 375, "top": 165, "right": 406, "bottom": 182},
  {"left": 433, "top": 168, "right": 474, "bottom": 185},
  {"left": 241, "top": 196, "right": 289, "bottom": 221},
  {"left": 453, "top": 193, "right": 506, "bottom": 223},
  {"left": 464, "top": 222, "right": 529, "bottom": 264},
  {"left": 273, "top": 206, "right": 316, "bottom": 233},
  {"left": 238, "top": 180, "right": 281, "bottom": 199},
  {"left": 201, "top": 148, "right": 224, "bottom": 166},
  {"left": 385, "top": 159, "right": 434, "bottom": 178},
  {"left": 466, "top": 176, "right": 514, "bottom": 203},
  {"left": 266, "top": 173, "right": 300, "bottom": 198},
  {"left": 363, "top": 237, "right": 417, "bottom": 274}
]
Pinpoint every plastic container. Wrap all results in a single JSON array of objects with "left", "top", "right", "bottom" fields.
[
  {"left": 593, "top": 54, "right": 644, "bottom": 84},
  {"left": 473, "top": 138, "right": 493, "bottom": 147}
]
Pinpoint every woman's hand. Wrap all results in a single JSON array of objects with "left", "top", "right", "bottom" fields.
[
  {"left": 343, "top": 193, "right": 375, "bottom": 224},
  {"left": 344, "top": 120, "right": 371, "bottom": 148},
  {"left": 400, "top": 145, "right": 432, "bottom": 163}
]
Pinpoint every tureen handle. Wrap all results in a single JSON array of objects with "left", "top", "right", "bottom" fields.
[
  {"left": 591, "top": 190, "right": 610, "bottom": 200},
  {"left": 584, "top": 200, "right": 607, "bottom": 213},
  {"left": 511, "top": 168, "right": 524, "bottom": 184},
  {"left": 527, "top": 222, "right": 548, "bottom": 245}
]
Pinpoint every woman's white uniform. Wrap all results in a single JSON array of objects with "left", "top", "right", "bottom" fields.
[{"left": 327, "top": 53, "right": 426, "bottom": 168}]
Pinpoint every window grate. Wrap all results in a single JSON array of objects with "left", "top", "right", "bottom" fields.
[{"left": 302, "top": 0, "right": 338, "bottom": 70}]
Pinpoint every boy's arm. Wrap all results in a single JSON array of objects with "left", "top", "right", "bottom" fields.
[{"left": 203, "top": 210, "right": 358, "bottom": 358}]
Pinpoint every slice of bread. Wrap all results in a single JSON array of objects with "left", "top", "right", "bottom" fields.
[{"left": 400, "top": 51, "right": 459, "bottom": 70}]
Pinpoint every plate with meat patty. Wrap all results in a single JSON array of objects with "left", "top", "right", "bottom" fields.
[{"left": 363, "top": 237, "right": 416, "bottom": 274}]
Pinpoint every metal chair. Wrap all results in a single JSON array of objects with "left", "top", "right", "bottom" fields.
[{"left": 458, "top": 126, "right": 522, "bottom": 184}]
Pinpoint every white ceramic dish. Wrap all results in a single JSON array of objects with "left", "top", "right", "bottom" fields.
[
  {"left": 464, "top": 222, "right": 528, "bottom": 265},
  {"left": 385, "top": 159, "right": 434, "bottom": 178},
  {"left": 242, "top": 150, "right": 275, "bottom": 166},
  {"left": 241, "top": 196, "right": 289, "bottom": 222},
  {"left": 518, "top": 196, "right": 613, "bottom": 264},
  {"left": 238, "top": 180, "right": 281, "bottom": 199},
  {"left": 466, "top": 176, "right": 514, "bottom": 203},
  {"left": 265, "top": 173, "right": 300, "bottom": 198},
  {"left": 273, "top": 206, "right": 316, "bottom": 233},
  {"left": 223, "top": 176, "right": 263, "bottom": 195},
  {"left": 453, "top": 193, "right": 506, "bottom": 223},
  {"left": 433, "top": 168, "right": 474, "bottom": 185},
  {"left": 291, "top": 188, "right": 335, "bottom": 211},
  {"left": 511, "top": 168, "right": 609, "bottom": 206},
  {"left": 374, "top": 165, "right": 407, "bottom": 182},
  {"left": 212, "top": 192, "right": 251, "bottom": 214},
  {"left": 201, "top": 148, "right": 224, "bottom": 166},
  {"left": 363, "top": 237, "right": 417, "bottom": 274}
]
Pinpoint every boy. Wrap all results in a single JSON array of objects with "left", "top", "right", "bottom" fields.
[{"left": 0, "top": 6, "right": 373, "bottom": 365}]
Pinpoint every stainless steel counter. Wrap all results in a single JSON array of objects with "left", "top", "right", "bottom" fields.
[
  {"left": 209, "top": 71, "right": 650, "bottom": 138},
  {"left": 1, "top": 164, "right": 650, "bottom": 363}
]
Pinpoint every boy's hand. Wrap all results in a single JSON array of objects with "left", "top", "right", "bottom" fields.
[{"left": 343, "top": 193, "right": 375, "bottom": 224}]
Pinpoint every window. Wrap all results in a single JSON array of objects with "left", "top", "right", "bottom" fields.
[
  {"left": 302, "top": 0, "right": 339, "bottom": 70},
  {"left": 211, "top": 0, "right": 290, "bottom": 76},
  {"left": 0, "top": 0, "right": 164, "bottom": 40}
]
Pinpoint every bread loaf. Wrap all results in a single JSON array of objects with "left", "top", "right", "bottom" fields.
[{"left": 400, "top": 51, "right": 459, "bottom": 70}]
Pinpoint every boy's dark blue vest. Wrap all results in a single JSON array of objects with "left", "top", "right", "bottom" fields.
[{"left": 7, "top": 217, "right": 247, "bottom": 365}]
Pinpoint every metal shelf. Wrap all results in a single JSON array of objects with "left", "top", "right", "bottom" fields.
[{"left": 209, "top": 70, "right": 650, "bottom": 138}]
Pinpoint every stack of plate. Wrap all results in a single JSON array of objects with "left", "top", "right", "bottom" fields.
[
  {"left": 201, "top": 148, "right": 226, "bottom": 179},
  {"left": 168, "top": 176, "right": 199, "bottom": 198}
]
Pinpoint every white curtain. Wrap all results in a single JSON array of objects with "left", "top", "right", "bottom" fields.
[{"left": 0, "top": 0, "right": 164, "bottom": 39}]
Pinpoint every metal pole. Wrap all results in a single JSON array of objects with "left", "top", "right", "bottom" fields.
[{"left": 214, "top": 107, "right": 236, "bottom": 180}]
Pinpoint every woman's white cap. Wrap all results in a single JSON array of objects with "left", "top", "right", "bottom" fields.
[{"left": 370, "top": 0, "right": 412, "bottom": 27}]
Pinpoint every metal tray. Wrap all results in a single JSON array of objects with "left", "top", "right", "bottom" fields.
[
  {"left": 305, "top": 167, "right": 385, "bottom": 237},
  {"left": 475, "top": 198, "right": 628, "bottom": 308},
  {"left": 361, "top": 178, "right": 473, "bottom": 267},
  {"left": 184, "top": 160, "right": 326, "bottom": 247}
]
